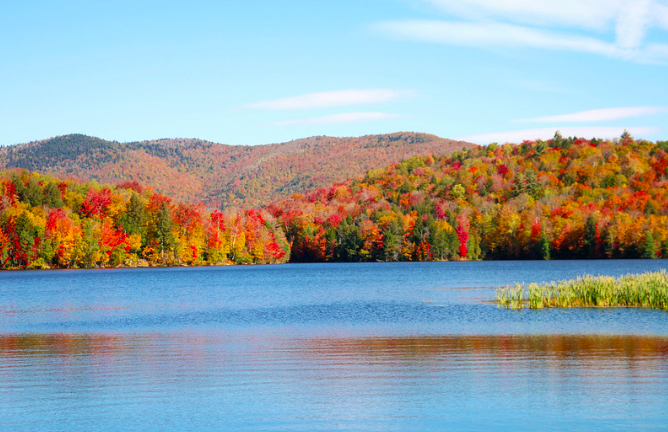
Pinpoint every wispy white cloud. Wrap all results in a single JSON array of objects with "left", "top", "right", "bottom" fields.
[
  {"left": 520, "top": 106, "right": 668, "bottom": 123},
  {"left": 615, "top": 0, "right": 652, "bottom": 49},
  {"left": 377, "top": 20, "right": 616, "bottom": 56},
  {"left": 422, "top": 0, "right": 624, "bottom": 30},
  {"left": 377, "top": 0, "right": 668, "bottom": 63},
  {"left": 272, "top": 112, "right": 401, "bottom": 126},
  {"left": 245, "top": 89, "right": 414, "bottom": 110},
  {"left": 458, "top": 126, "right": 662, "bottom": 144},
  {"left": 657, "top": 4, "right": 668, "bottom": 28}
]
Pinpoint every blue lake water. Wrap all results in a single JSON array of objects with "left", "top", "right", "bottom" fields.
[{"left": 1, "top": 260, "right": 668, "bottom": 431}]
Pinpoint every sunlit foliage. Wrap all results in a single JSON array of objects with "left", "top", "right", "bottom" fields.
[
  {"left": 2, "top": 133, "right": 668, "bottom": 268},
  {"left": 268, "top": 134, "right": 668, "bottom": 262},
  {"left": 0, "top": 171, "right": 289, "bottom": 269}
]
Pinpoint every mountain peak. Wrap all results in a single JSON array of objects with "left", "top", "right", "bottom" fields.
[{"left": 0, "top": 132, "right": 476, "bottom": 208}]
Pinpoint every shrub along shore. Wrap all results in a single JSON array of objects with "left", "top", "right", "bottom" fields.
[{"left": 496, "top": 271, "right": 668, "bottom": 310}]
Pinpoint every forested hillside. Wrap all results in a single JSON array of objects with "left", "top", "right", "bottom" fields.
[
  {"left": 2, "top": 133, "right": 668, "bottom": 269},
  {"left": 0, "top": 171, "right": 289, "bottom": 269},
  {"left": 268, "top": 133, "right": 668, "bottom": 262},
  {"left": 0, "top": 133, "right": 473, "bottom": 208}
]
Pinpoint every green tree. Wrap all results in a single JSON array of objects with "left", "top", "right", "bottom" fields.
[
  {"left": 536, "top": 229, "right": 550, "bottom": 260},
  {"left": 13, "top": 212, "right": 42, "bottom": 267},
  {"left": 151, "top": 202, "right": 175, "bottom": 261},
  {"left": 80, "top": 219, "right": 99, "bottom": 267},
  {"left": 381, "top": 219, "right": 402, "bottom": 261},
  {"left": 43, "top": 182, "right": 64, "bottom": 208},
  {"left": 582, "top": 215, "right": 597, "bottom": 258},
  {"left": 510, "top": 170, "right": 541, "bottom": 199},
  {"left": 641, "top": 232, "right": 657, "bottom": 259},
  {"left": 14, "top": 176, "right": 44, "bottom": 207},
  {"left": 119, "top": 193, "right": 147, "bottom": 239},
  {"left": 335, "top": 216, "right": 363, "bottom": 261}
]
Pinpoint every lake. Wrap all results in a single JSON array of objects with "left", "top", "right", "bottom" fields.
[{"left": 1, "top": 261, "right": 668, "bottom": 431}]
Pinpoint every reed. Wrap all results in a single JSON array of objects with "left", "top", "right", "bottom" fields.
[{"left": 496, "top": 270, "right": 668, "bottom": 310}]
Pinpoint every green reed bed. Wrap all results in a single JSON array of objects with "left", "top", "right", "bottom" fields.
[{"left": 496, "top": 271, "right": 668, "bottom": 310}]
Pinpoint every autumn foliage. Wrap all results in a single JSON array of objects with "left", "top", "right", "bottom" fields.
[
  {"left": 1, "top": 133, "right": 668, "bottom": 269},
  {"left": 267, "top": 134, "right": 668, "bottom": 262},
  {"left": 0, "top": 132, "right": 473, "bottom": 209},
  {"left": 0, "top": 172, "right": 289, "bottom": 269}
]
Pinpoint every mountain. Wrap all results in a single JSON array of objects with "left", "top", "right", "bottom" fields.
[{"left": 0, "top": 133, "right": 474, "bottom": 208}]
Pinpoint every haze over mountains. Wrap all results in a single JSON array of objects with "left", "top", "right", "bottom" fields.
[{"left": 0, "top": 133, "right": 474, "bottom": 209}]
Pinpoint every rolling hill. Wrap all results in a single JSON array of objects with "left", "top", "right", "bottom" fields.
[
  {"left": 0, "top": 133, "right": 474, "bottom": 208},
  {"left": 2, "top": 134, "right": 668, "bottom": 270},
  {"left": 268, "top": 135, "right": 668, "bottom": 262}
]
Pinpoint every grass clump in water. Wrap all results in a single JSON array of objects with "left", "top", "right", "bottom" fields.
[{"left": 496, "top": 270, "right": 668, "bottom": 310}]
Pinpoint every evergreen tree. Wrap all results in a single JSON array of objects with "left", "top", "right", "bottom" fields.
[
  {"left": 510, "top": 170, "right": 541, "bottom": 199},
  {"left": 43, "top": 182, "right": 63, "bottom": 208},
  {"left": 582, "top": 215, "right": 597, "bottom": 258},
  {"left": 641, "top": 232, "right": 657, "bottom": 259},
  {"left": 335, "top": 215, "right": 363, "bottom": 261},
  {"left": 466, "top": 232, "right": 481, "bottom": 260},
  {"left": 16, "top": 177, "right": 44, "bottom": 207},
  {"left": 80, "top": 219, "right": 99, "bottom": 267},
  {"left": 410, "top": 215, "right": 426, "bottom": 248},
  {"left": 119, "top": 193, "right": 147, "bottom": 239},
  {"left": 381, "top": 219, "right": 402, "bottom": 261},
  {"left": 537, "top": 229, "right": 550, "bottom": 260},
  {"left": 152, "top": 203, "right": 175, "bottom": 261}
]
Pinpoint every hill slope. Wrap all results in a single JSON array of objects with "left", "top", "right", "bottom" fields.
[
  {"left": 2, "top": 134, "right": 668, "bottom": 270},
  {"left": 267, "top": 135, "right": 668, "bottom": 262},
  {"left": 0, "top": 133, "right": 474, "bottom": 208}
]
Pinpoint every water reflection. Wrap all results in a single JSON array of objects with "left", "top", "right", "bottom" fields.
[
  {"left": 1, "top": 332, "right": 667, "bottom": 431},
  {"left": 3, "top": 263, "right": 668, "bottom": 431},
  {"left": 4, "top": 332, "right": 666, "bottom": 359},
  {"left": 300, "top": 333, "right": 668, "bottom": 360}
]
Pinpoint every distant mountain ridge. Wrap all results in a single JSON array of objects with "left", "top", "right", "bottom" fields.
[{"left": 0, "top": 133, "right": 475, "bottom": 208}]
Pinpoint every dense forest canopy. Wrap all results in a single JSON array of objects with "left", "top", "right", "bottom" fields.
[
  {"left": 0, "top": 132, "right": 473, "bottom": 208},
  {"left": 268, "top": 133, "right": 668, "bottom": 262},
  {"left": 0, "top": 172, "right": 289, "bottom": 269},
  {"left": 0, "top": 133, "right": 667, "bottom": 269}
]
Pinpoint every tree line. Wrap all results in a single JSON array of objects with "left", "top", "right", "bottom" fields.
[
  {"left": 268, "top": 133, "right": 668, "bottom": 262},
  {"left": 1, "top": 133, "right": 667, "bottom": 269},
  {"left": 0, "top": 173, "right": 288, "bottom": 269}
]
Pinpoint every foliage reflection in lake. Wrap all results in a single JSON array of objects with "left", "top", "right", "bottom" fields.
[
  {"left": 2, "top": 261, "right": 668, "bottom": 431},
  {"left": 1, "top": 332, "right": 667, "bottom": 431}
]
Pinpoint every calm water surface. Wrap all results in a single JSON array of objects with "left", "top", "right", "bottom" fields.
[{"left": 1, "top": 261, "right": 668, "bottom": 431}]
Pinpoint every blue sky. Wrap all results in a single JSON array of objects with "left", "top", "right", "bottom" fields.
[{"left": 2, "top": 0, "right": 668, "bottom": 146}]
